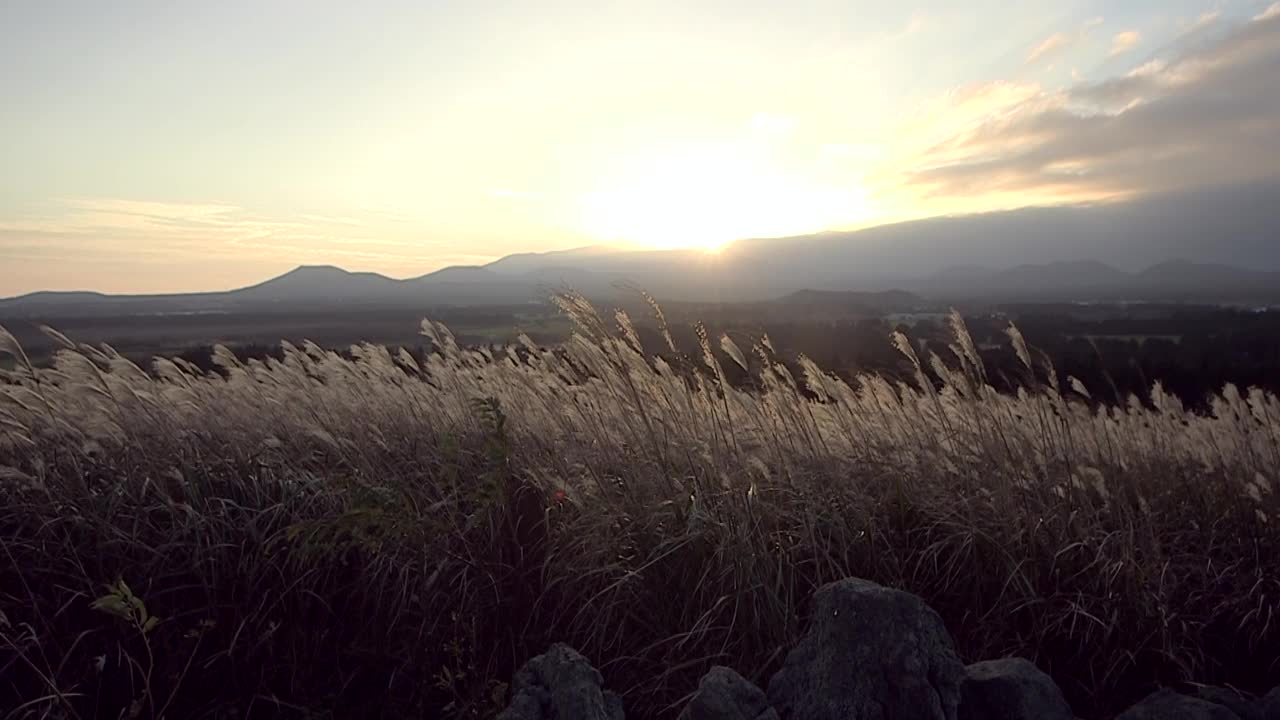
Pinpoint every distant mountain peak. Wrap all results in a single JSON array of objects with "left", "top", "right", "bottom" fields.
[
  {"left": 414, "top": 265, "right": 502, "bottom": 282},
  {"left": 286, "top": 264, "right": 349, "bottom": 274}
]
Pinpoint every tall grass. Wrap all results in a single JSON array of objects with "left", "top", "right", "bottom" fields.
[{"left": 1, "top": 294, "right": 1277, "bottom": 719}]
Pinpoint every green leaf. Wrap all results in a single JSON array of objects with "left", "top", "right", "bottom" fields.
[
  {"left": 142, "top": 616, "right": 160, "bottom": 634},
  {"left": 91, "top": 594, "right": 131, "bottom": 620}
]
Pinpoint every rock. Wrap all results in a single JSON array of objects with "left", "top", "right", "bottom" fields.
[
  {"left": 605, "top": 692, "right": 626, "bottom": 719},
  {"left": 496, "top": 643, "right": 624, "bottom": 720},
  {"left": 1117, "top": 689, "right": 1243, "bottom": 720},
  {"left": 1256, "top": 687, "right": 1280, "bottom": 720},
  {"left": 766, "top": 577, "right": 964, "bottom": 720},
  {"left": 1194, "top": 687, "right": 1261, "bottom": 720},
  {"left": 679, "top": 666, "right": 780, "bottom": 720},
  {"left": 958, "top": 657, "right": 1072, "bottom": 720}
]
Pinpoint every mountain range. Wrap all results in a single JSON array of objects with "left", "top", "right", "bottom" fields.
[{"left": 3, "top": 181, "right": 1279, "bottom": 315}]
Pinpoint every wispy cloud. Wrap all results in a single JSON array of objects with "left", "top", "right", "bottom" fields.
[
  {"left": 0, "top": 199, "right": 435, "bottom": 267},
  {"left": 1027, "top": 32, "right": 1074, "bottom": 63},
  {"left": 1026, "top": 17, "right": 1103, "bottom": 64},
  {"left": 1109, "top": 31, "right": 1141, "bottom": 57},
  {"left": 1183, "top": 10, "right": 1221, "bottom": 34},
  {"left": 889, "top": 10, "right": 928, "bottom": 41},
  {"left": 297, "top": 213, "right": 367, "bottom": 226}
]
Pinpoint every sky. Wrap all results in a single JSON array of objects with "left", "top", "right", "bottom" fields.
[{"left": 2, "top": 0, "right": 1278, "bottom": 294}]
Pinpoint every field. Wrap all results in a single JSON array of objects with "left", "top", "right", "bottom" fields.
[
  {"left": 0, "top": 305, "right": 572, "bottom": 367},
  {"left": 1, "top": 293, "right": 1278, "bottom": 719}
]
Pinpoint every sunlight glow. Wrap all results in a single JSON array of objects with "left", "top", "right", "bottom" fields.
[{"left": 577, "top": 143, "right": 869, "bottom": 251}]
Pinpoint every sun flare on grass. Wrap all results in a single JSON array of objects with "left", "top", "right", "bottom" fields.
[{"left": 578, "top": 143, "right": 868, "bottom": 252}]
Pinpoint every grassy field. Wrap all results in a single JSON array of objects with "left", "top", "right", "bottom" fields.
[
  {"left": 1, "top": 294, "right": 1278, "bottom": 719},
  {"left": 0, "top": 305, "right": 571, "bottom": 368}
]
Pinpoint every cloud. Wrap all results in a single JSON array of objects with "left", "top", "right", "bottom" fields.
[
  {"left": 896, "top": 11, "right": 928, "bottom": 38},
  {"left": 1026, "top": 32, "right": 1073, "bottom": 63},
  {"left": 1026, "top": 17, "right": 1104, "bottom": 64},
  {"left": 1109, "top": 31, "right": 1141, "bottom": 57},
  {"left": 0, "top": 198, "right": 434, "bottom": 267},
  {"left": 900, "top": 9, "right": 1280, "bottom": 203},
  {"left": 1189, "top": 10, "right": 1221, "bottom": 32},
  {"left": 903, "top": 82, "right": 1044, "bottom": 143}
]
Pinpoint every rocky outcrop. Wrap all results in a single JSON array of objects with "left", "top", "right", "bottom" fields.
[
  {"left": 496, "top": 579, "right": 1276, "bottom": 720},
  {"left": 495, "top": 643, "right": 624, "bottom": 720},
  {"left": 678, "top": 666, "right": 779, "bottom": 720},
  {"left": 1117, "top": 688, "right": 1243, "bottom": 720},
  {"left": 958, "top": 657, "right": 1073, "bottom": 720},
  {"left": 765, "top": 577, "right": 965, "bottom": 720}
]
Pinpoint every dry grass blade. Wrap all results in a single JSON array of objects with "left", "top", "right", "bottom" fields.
[{"left": 0, "top": 298, "right": 1275, "bottom": 720}]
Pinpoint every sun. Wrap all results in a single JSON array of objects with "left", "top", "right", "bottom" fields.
[{"left": 578, "top": 144, "right": 866, "bottom": 252}]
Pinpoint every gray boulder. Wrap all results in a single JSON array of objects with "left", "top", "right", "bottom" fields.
[
  {"left": 766, "top": 577, "right": 965, "bottom": 720},
  {"left": 1194, "top": 687, "right": 1261, "bottom": 720},
  {"left": 1257, "top": 687, "right": 1280, "bottom": 720},
  {"left": 679, "top": 666, "right": 779, "bottom": 720},
  {"left": 496, "top": 643, "right": 624, "bottom": 720},
  {"left": 1117, "top": 689, "right": 1242, "bottom": 720},
  {"left": 958, "top": 657, "right": 1072, "bottom": 720}
]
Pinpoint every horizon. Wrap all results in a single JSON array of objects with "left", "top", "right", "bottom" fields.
[
  {"left": 0, "top": 201, "right": 1105, "bottom": 297},
  {"left": 3, "top": 243, "right": 1274, "bottom": 302},
  {"left": 4, "top": 180, "right": 1280, "bottom": 298},
  {"left": 4, "top": 1, "right": 1280, "bottom": 295}
]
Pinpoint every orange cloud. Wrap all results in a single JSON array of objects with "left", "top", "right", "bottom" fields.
[
  {"left": 1026, "top": 17, "right": 1103, "bottom": 64},
  {"left": 1109, "top": 31, "right": 1141, "bottom": 57}
]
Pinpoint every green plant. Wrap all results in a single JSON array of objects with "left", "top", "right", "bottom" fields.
[{"left": 91, "top": 580, "right": 161, "bottom": 718}]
